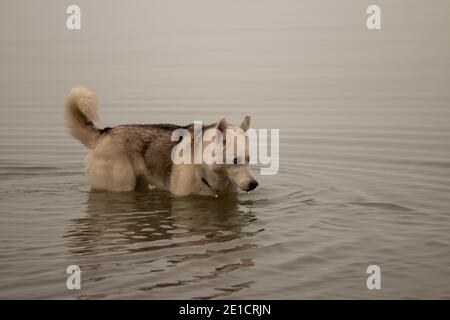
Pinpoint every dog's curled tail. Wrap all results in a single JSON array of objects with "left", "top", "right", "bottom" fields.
[{"left": 65, "top": 87, "right": 101, "bottom": 148}]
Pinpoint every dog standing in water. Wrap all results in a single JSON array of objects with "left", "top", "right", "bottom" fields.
[{"left": 64, "top": 87, "right": 258, "bottom": 196}]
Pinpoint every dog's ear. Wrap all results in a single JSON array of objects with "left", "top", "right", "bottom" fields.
[
  {"left": 240, "top": 116, "right": 251, "bottom": 131},
  {"left": 216, "top": 118, "right": 227, "bottom": 134}
]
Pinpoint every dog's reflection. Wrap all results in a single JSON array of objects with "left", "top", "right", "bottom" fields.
[{"left": 65, "top": 190, "right": 257, "bottom": 256}]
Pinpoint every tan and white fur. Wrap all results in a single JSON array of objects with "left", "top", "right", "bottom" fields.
[{"left": 65, "top": 87, "right": 258, "bottom": 196}]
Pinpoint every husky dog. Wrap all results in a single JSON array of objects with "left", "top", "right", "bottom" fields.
[{"left": 64, "top": 87, "right": 259, "bottom": 196}]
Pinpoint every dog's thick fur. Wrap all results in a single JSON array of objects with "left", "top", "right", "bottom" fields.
[{"left": 65, "top": 87, "right": 258, "bottom": 196}]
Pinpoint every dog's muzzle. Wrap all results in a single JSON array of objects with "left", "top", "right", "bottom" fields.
[{"left": 244, "top": 180, "right": 259, "bottom": 192}]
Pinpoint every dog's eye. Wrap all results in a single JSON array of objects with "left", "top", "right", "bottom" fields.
[{"left": 233, "top": 157, "right": 238, "bottom": 165}]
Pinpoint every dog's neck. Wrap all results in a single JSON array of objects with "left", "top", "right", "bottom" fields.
[
  {"left": 197, "top": 167, "right": 221, "bottom": 198},
  {"left": 201, "top": 177, "right": 218, "bottom": 194}
]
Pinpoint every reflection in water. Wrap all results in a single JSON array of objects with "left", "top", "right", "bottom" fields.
[
  {"left": 64, "top": 190, "right": 261, "bottom": 299},
  {"left": 67, "top": 190, "right": 258, "bottom": 254}
]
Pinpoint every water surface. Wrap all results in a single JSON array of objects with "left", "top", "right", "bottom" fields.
[{"left": 1, "top": 0, "right": 450, "bottom": 299}]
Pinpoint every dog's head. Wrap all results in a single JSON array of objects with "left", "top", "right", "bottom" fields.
[{"left": 201, "top": 116, "right": 259, "bottom": 193}]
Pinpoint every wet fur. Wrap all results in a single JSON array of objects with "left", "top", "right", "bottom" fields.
[{"left": 64, "top": 87, "right": 257, "bottom": 196}]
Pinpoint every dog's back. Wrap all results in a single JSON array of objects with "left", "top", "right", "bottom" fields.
[{"left": 64, "top": 88, "right": 185, "bottom": 191}]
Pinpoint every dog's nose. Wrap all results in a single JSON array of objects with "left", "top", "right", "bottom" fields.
[{"left": 247, "top": 180, "right": 259, "bottom": 191}]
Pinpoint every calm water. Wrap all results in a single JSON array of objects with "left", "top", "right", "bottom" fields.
[{"left": 1, "top": 1, "right": 450, "bottom": 299}]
